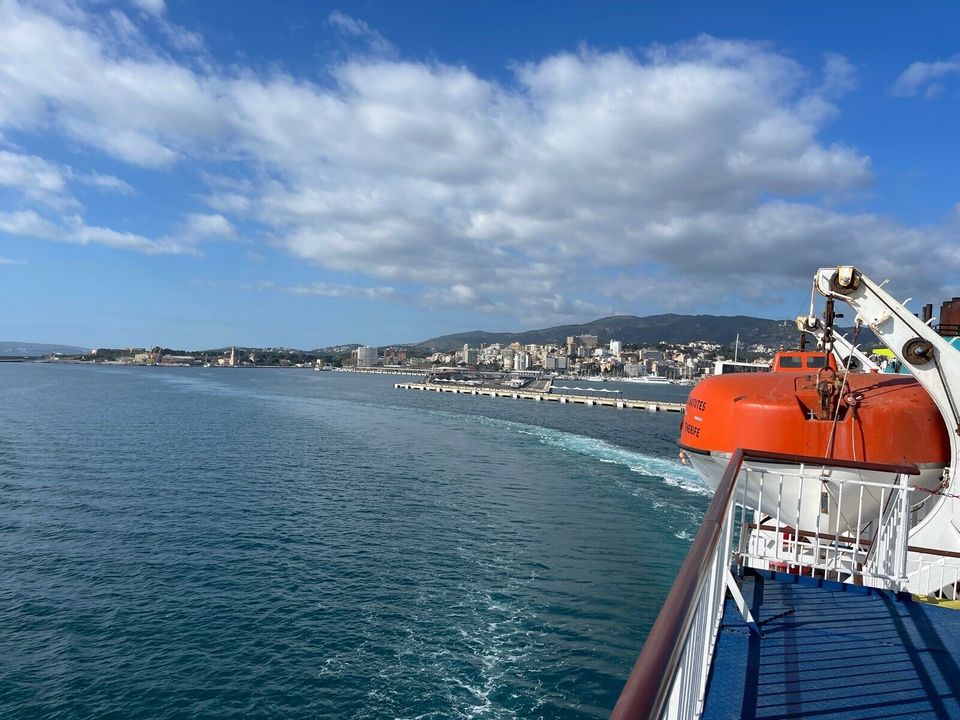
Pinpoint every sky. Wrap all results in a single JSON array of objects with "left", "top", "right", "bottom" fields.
[{"left": 1, "top": 1, "right": 959, "bottom": 349}]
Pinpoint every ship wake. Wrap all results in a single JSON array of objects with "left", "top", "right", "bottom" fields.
[{"left": 474, "top": 416, "right": 708, "bottom": 496}]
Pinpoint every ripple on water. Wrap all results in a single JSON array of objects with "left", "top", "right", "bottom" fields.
[{"left": 0, "top": 365, "right": 704, "bottom": 719}]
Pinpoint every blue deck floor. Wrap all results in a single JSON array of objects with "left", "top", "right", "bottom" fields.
[{"left": 702, "top": 570, "right": 960, "bottom": 720}]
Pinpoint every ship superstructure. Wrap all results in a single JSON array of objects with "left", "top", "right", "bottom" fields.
[{"left": 613, "top": 266, "right": 960, "bottom": 720}]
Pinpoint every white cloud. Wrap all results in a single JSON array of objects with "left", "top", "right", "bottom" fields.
[
  {"left": 213, "top": 40, "right": 882, "bottom": 318},
  {"left": 204, "top": 191, "right": 251, "bottom": 214},
  {"left": 449, "top": 284, "right": 479, "bottom": 304},
  {"left": 0, "top": 145, "right": 169, "bottom": 254},
  {"left": 0, "top": 208, "right": 198, "bottom": 255},
  {"left": 0, "top": 149, "right": 72, "bottom": 206},
  {"left": 820, "top": 52, "right": 857, "bottom": 96},
  {"left": 0, "top": 148, "right": 134, "bottom": 207},
  {"left": 239, "top": 280, "right": 275, "bottom": 291},
  {"left": 0, "top": 255, "right": 26, "bottom": 265},
  {"left": 0, "top": 209, "right": 60, "bottom": 238},
  {"left": 891, "top": 56, "right": 960, "bottom": 98},
  {"left": 180, "top": 212, "right": 235, "bottom": 239},
  {"left": 73, "top": 171, "right": 135, "bottom": 195},
  {"left": 69, "top": 223, "right": 190, "bottom": 253},
  {"left": 0, "top": 1, "right": 224, "bottom": 167},
  {"left": 327, "top": 10, "right": 394, "bottom": 54},
  {"left": 284, "top": 282, "right": 397, "bottom": 301},
  {"left": 131, "top": 0, "right": 165, "bottom": 17},
  {"left": 125, "top": 0, "right": 204, "bottom": 53}
]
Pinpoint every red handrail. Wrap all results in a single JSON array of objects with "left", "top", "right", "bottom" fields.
[{"left": 609, "top": 449, "right": 918, "bottom": 720}]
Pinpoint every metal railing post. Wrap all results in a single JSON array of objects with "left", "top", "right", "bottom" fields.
[{"left": 896, "top": 474, "right": 910, "bottom": 581}]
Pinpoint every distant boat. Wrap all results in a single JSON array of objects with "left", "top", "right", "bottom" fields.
[
  {"left": 713, "top": 360, "right": 771, "bottom": 375},
  {"left": 622, "top": 375, "right": 670, "bottom": 384}
]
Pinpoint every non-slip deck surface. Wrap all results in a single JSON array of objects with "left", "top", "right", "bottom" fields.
[{"left": 703, "top": 571, "right": 960, "bottom": 720}]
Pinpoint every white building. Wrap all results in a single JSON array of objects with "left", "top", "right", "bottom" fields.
[
  {"left": 609, "top": 340, "right": 622, "bottom": 355},
  {"left": 479, "top": 344, "right": 501, "bottom": 365},
  {"left": 356, "top": 346, "right": 379, "bottom": 367},
  {"left": 513, "top": 352, "right": 531, "bottom": 371}
]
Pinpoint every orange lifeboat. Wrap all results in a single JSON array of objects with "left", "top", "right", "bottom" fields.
[{"left": 679, "top": 350, "right": 949, "bottom": 487}]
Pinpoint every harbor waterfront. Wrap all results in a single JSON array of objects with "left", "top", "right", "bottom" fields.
[{"left": 0, "top": 363, "right": 702, "bottom": 719}]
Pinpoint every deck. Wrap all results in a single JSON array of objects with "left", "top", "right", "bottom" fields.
[{"left": 703, "top": 569, "right": 960, "bottom": 720}]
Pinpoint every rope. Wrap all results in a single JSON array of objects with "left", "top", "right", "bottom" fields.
[
  {"left": 815, "top": 323, "right": 865, "bottom": 533},
  {"left": 824, "top": 321, "right": 862, "bottom": 459}
]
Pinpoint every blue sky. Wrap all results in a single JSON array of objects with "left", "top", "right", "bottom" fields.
[{"left": 1, "top": 1, "right": 959, "bottom": 349}]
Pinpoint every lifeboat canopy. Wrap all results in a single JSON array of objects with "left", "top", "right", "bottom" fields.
[{"left": 680, "top": 350, "right": 948, "bottom": 468}]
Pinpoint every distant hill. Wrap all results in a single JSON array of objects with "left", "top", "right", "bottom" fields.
[
  {"left": 413, "top": 314, "right": 811, "bottom": 351},
  {"left": 0, "top": 341, "right": 89, "bottom": 357}
]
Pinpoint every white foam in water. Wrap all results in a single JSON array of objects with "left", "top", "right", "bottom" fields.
[
  {"left": 510, "top": 429, "right": 710, "bottom": 544},
  {"left": 144, "top": 376, "right": 707, "bottom": 501},
  {"left": 148, "top": 374, "right": 709, "bottom": 497},
  {"left": 660, "top": 472, "right": 713, "bottom": 497},
  {"left": 474, "top": 416, "right": 709, "bottom": 495}
]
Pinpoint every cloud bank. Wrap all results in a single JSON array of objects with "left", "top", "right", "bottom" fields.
[{"left": 0, "top": 1, "right": 955, "bottom": 323}]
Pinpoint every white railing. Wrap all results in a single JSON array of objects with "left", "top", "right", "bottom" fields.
[
  {"left": 611, "top": 449, "right": 752, "bottom": 720},
  {"left": 660, "top": 494, "right": 738, "bottom": 720},
  {"left": 735, "top": 465, "right": 915, "bottom": 590},
  {"left": 907, "top": 554, "right": 960, "bottom": 599},
  {"left": 612, "top": 450, "right": 919, "bottom": 720}
]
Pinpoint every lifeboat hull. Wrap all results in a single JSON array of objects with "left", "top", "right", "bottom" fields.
[
  {"left": 679, "top": 362, "right": 949, "bottom": 532},
  {"left": 686, "top": 451, "right": 944, "bottom": 534}
]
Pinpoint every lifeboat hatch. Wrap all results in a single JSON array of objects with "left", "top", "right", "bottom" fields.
[
  {"left": 794, "top": 393, "right": 850, "bottom": 422},
  {"left": 792, "top": 375, "right": 850, "bottom": 422}
]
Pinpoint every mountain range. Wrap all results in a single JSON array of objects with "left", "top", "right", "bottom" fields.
[
  {"left": 8, "top": 312, "right": 870, "bottom": 356},
  {"left": 0, "top": 341, "right": 90, "bottom": 357},
  {"left": 411, "top": 314, "right": 804, "bottom": 351}
]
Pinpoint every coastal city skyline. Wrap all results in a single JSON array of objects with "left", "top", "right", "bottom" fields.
[
  {"left": 2, "top": 304, "right": 810, "bottom": 360},
  {"left": 2, "top": 2, "right": 959, "bottom": 349},
  {"left": 15, "top": 334, "right": 768, "bottom": 384}
]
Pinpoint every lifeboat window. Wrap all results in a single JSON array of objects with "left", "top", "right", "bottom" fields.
[
  {"left": 779, "top": 356, "right": 803, "bottom": 368},
  {"left": 806, "top": 356, "right": 827, "bottom": 368}
]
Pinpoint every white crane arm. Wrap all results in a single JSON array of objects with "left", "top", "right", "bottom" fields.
[{"left": 815, "top": 266, "right": 960, "bottom": 552}]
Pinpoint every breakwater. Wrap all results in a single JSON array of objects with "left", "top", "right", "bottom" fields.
[{"left": 394, "top": 382, "right": 685, "bottom": 412}]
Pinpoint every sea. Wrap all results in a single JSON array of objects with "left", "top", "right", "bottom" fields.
[{"left": 0, "top": 364, "right": 707, "bottom": 719}]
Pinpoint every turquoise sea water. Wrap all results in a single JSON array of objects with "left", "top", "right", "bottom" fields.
[{"left": 0, "top": 365, "right": 706, "bottom": 719}]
